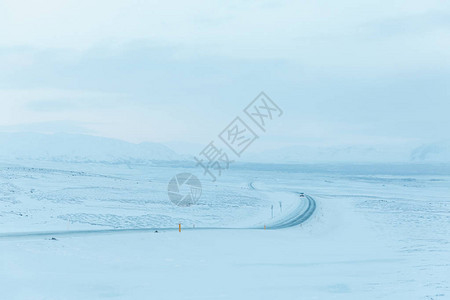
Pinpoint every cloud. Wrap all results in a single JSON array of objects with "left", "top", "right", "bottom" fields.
[
  {"left": 0, "top": 120, "right": 93, "bottom": 134},
  {"left": 0, "top": 88, "right": 127, "bottom": 112},
  {"left": 0, "top": 0, "right": 449, "bottom": 69},
  {"left": 0, "top": 1, "right": 449, "bottom": 148},
  {"left": 359, "top": 12, "right": 450, "bottom": 37},
  {"left": 0, "top": 89, "right": 131, "bottom": 137}
]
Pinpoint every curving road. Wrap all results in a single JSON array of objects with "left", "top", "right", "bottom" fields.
[
  {"left": 0, "top": 183, "right": 316, "bottom": 239},
  {"left": 265, "top": 195, "right": 316, "bottom": 229}
]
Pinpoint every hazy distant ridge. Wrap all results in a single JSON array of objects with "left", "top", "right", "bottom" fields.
[
  {"left": 0, "top": 132, "right": 448, "bottom": 163},
  {"left": 0, "top": 132, "right": 183, "bottom": 163}
]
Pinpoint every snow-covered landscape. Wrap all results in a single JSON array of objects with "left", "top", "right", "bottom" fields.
[
  {"left": 1, "top": 156, "right": 448, "bottom": 299},
  {"left": 2, "top": 1, "right": 450, "bottom": 299}
]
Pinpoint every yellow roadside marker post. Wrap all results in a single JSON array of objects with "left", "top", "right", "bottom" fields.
[{"left": 179, "top": 223, "right": 181, "bottom": 232}]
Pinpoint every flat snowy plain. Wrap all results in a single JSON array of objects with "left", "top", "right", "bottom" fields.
[{"left": 0, "top": 161, "right": 449, "bottom": 299}]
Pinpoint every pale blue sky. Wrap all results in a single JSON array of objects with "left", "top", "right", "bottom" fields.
[{"left": 1, "top": 0, "right": 449, "bottom": 153}]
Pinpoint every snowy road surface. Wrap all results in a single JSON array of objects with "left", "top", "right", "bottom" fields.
[{"left": 0, "top": 187, "right": 316, "bottom": 239}]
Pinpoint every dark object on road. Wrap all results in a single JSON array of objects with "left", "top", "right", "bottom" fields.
[
  {"left": 154, "top": 230, "right": 158, "bottom": 233},
  {"left": 50, "top": 237, "right": 57, "bottom": 241}
]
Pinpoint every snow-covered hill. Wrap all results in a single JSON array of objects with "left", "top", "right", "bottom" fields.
[
  {"left": 242, "top": 142, "right": 450, "bottom": 164},
  {"left": 2, "top": 132, "right": 448, "bottom": 164},
  {"left": 243, "top": 145, "right": 413, "bottom": 163},
  {"left": 0, "top": 132, "right": 183, "bottom": 163},
  {"left": 411, "top": 140, "right": 450, "bottom": 162}
]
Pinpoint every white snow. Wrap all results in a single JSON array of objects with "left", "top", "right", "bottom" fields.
[
  {"left": 0, "top": 161, "right": 449, "bottom": 299},
  {"left": 0, "top": 132, "right": 184, "bottom": 163}
]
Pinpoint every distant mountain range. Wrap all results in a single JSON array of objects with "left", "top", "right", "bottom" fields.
[
  {"left": 242, "top": 145, "right": 411, "bottom": 163},
  {"left": 410, "top": 140, "right": 450, "bottom": 162},
  {"left": 0, "top": 132, "right": 448, "bottom": 163},
  {"left": 243, "top": 142, "right": 450, "bottom": 163},
  {"left": 0, "top": 132, "right": 184, "bottom": 163}
]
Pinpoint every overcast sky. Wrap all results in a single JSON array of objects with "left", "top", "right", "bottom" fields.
[{"left": 1, "top": 0, "right": 449, "bottom": 152}]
